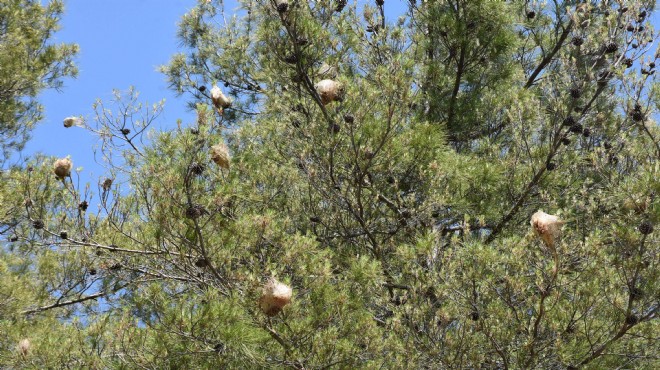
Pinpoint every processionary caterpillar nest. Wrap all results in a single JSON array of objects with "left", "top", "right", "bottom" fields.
[
  {"left": 210, "top": 85, "right": 232, "bottom": 114},
  {"left": 314, "top": 79, "right": 344, "bottom": 105},
  {"left": 259, "top": 278, "right": 292, "bottom": 316},
  {"left": 210, "top": 142, "right": 231, "bottom": 169},
  {"left": 63, "top": 116, "right": 81, "bottom": 128},
  {"left": 530, "top": 210, "right": 564, "bottom": 252},
  {"left": 18, "top": 338, "right": 30, "bottom": 356},
  {"left": 53, "top": 157, "right": 72, "bottom": 180}
]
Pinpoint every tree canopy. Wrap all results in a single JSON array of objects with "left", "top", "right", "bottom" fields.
[
  {"left": 0, "top": 0, "right": 78, "bottom": 159},
  {"left": 1, "top": 0, "right": 659, "bottom": 368}
]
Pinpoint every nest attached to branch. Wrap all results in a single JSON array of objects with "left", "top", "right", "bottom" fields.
[
  {"left": 210, "top": 142, "right": 231, "bottom": 169},
  {"left": 314, "top": 79, "right": 344, "bottom": 105},
  {"left": 53, "top": 158, "right": 72, "bottom": 180},
  {"left": 18, "top": 338, "right": 30, "bottom": 356},
  {"left": 259, "top": 278, "right": 292, "bottom": 316},
  {"left": 530, "top": 211, "right": 564, "bottom": 251},
  {"left": 210, "top": 85, "right": 232, "bottom": 114},
  {"left": 63, "top": 116, "right": 81, "bottom": 128}
]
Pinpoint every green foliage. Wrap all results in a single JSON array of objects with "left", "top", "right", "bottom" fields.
[
  {"left": 0, "top": 0, "right": 78, "bottom": 159},
  {"left": 2, "top": 0, "right": 660, "bottom": 368}
]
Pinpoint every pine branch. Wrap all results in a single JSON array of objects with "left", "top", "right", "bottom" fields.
[
  {"left": 524, "top": 20, "right": 574, "bottom": 88},
  {"left": 22, "top": 291, "right": 106, "bottom": 315},
  {"left": 485, "top": 83, "right": 607, "bottom": 244}
]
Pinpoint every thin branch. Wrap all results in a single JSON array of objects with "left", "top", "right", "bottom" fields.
[
  {"left": 524, "top": 20, "right": 573, "bottom": 89},
  {"left": 22, "top": 291, "right": 106, "bottom": 315}
]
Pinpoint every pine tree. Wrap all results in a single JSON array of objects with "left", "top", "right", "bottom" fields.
[
  {"left": 0, "top": 0, "right": 78, "bottom": 159},
  {"left": 2, "top": 1, "right": 659, "bottom": 368}
]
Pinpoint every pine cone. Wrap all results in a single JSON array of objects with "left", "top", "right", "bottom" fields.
[
  {"left": 569, "top": 123, "right": 584, "bottom": 134},
  {"left": 284, "top": 53, "right": 298, "bottom": 64},
  {"left": 189, "top": 162, "right": 205, "bottom": 176},
  {"left": 569, "top": 87, "right": 581, "bottom": 99},
  {"left": 603, "top": 41, "right": 618, "bottom": 54},
  {"left": 623, "top": 58, "right": 633, "bottom": 68},
  {"left": 638, "top": 221, "right": 654, "bottom": 235},
  {"left": 275, "top": 0, "right": 288, "bottom": 13},
  {"left": 571, "top": 36, "right": 584, "bottom": 47},
  {"left": 631, "top": 110, "right": 645, "bottom": 122},
  {"left": 195, "top": 258, "right": 209, "bottom": 268},
  {"left": 185, "top": 204, "right": 207, "bottom": 219}
]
